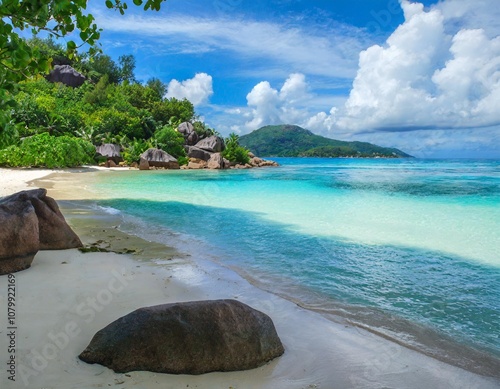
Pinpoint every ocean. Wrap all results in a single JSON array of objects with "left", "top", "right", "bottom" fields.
[{"left": 86, "top": 158, "right": 500, "bottom": 372}]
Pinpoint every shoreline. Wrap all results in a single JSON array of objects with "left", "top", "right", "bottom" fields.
[{"left": 1, "top": 167, "right": 499, "bottom": 388}]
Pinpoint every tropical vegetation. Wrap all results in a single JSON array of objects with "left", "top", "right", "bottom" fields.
[
  {"left": 0, "top": 35, "right": 239, "bottom": 168},
  {"left": 0, "top": 0, "right": 168, "bottom": 126},
  {"left": 239, "top": 125, "right": 412, "bottom": 158}
]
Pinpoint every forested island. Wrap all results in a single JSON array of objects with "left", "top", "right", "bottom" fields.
[{"left": 240, "top": 125, "right": 412, "bottom": 158}]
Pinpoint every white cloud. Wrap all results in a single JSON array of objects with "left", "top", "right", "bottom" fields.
[
  {"left": 436, "top": 0, "right": 500, "bottom": 38},
  {"left": 244, "top": 73, "right": 315, "bottom": 130},
  {"left": 279, "top": 73, "right": 309, "bottom": 103},
  {"left": 92, "top": 11, "right": 365, "bottom": 79},
  {"left": 327, "top": 0, "right": 500, "bottom": 133},
  {"left": 165, "top": 73, "right": 213, "bottom": 106}
]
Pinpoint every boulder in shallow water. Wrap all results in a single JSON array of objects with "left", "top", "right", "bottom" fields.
[{"left": 78, "top": 299, "right": 284, "bottom": 374}]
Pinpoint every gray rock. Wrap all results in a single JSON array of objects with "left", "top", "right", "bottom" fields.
[
  {"left": 27, "top": 190, "right": 82, "bottom": 250},
  {"left": 140, "top": 148, "right": 179, "bottom": 169},
  {"left": 96, "top": 144, "right": 122, "bottom": 164},
  {"left": 139, "top": 158, "right": 150, "bottom": 170},
  {"left": 177, "top": 122, "right": 198, "bottom": 146},
  {"left": 46, "top": 65, "right": 86, "bottom": 88},
  {"left": 0, "top": 189, "right": 82, "bottom": 275},
  {"left": 0, "top": 194, "right": 39, "bottom": 274},
  {"left": 177, "top": 122, "right": 195, "bottom": 136},
  {"left": 79, "top": 299, "right": 284, "bottom": 375},
  {"left": 186, "top": 131, "right": 199, "bottom": 146},
  {"left": 207, "top": 153, "right": 223, "bottom": 169},
  {"left": 194, "top": 136, "right": 225, "bottom": 153},
  {"left": 187, "top": 146, "right": 212, "bottom": 162}
]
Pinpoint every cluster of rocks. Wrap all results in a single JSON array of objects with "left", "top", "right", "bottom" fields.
[
  {"left": 0, "top": 189, "right": 82, "bottom": 274},
  {"left": 179, "top": 122, "right": 278, "bottom": 170},
  {"left": 79, "top": 299, "right": 284, "bottom": 374},
  {"left": 95, "top": 122, "right": 278, "bottom": 170}
]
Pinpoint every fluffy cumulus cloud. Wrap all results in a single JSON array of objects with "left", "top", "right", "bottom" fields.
[
  {"left": 325, "top": 0, "right": 500, "bottom": 133},
  {"left": 245, "top": 73, "right": 311, "bottom": 130},
  {"left": 165, "top": 73, "right": 213, "bottom": 106}
]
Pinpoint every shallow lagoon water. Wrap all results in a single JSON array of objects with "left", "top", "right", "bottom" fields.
[{"left": 87, "top": 158, "right": 500, "bottom": 369}]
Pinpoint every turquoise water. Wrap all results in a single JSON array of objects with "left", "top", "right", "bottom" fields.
[{"left": 88, "top": 158, "right": 500, "bottom": 367}]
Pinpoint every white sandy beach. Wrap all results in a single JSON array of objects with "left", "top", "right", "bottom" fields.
[{"left": 1, "top": 167, "right": 499, "bottom": 389}]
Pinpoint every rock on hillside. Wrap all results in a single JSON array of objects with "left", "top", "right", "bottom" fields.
[{"left": 46, "top": 65, "right": 86, "bottom": 88}]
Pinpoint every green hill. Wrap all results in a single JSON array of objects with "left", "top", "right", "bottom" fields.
[{"left": 239, "top": 125, "right": 412, "bottom": 158}]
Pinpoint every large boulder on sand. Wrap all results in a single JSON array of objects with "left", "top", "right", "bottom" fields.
[
  {"left": 140, "top": 148, "right": 180, "bottom": 169},
  {"left": 194, "top": 135, "right": 225, "bottom": 153},
  {"left": 28, "top": 190, "right": 82, "bottom": 250},
  {"left": 46, "top": 65, "right": 86, "bottom": 88},
  {"left": 79, "top": 299, "right": 284, "bottom": 374},
  {"left": 0, "top": 194, "right": 39, "bottom": 274},
  {"left": 0, "top": 189, "right": 82, "bottom": 274}
]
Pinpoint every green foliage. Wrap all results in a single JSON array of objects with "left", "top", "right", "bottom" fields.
[
  {"left": 81, "top": 54, "right": 121, "bottom": 83},
  {"left": 121, "top": 138, "right": 152, "bottom": 165},
  {"left": 0, "top": 0, "right": 168, "bottom": 125},
  {"left": 152, "top": 98, "right": 195, "bottom": 126},
  {"left": 118, "top": 54, "right": 136, "bottom": 84},
  {"left": 301, "top": 145, "right": 360, "bottom": 158},
  {"left": 11, "top": 77, "right": 158, "bottom": 142},
  {"left": 222, "top": 133, "right": 250, "bottom": 164},
  {"left": 153, "top": 125, "right": 187, "bottom": 160},
  {"left": 26, "top": 36, "right": 71, "bottom": 66},
  {"left": 193, "top": 121, "right": 217, "bottom": 139},
  {"left": 0, "top": 133, "right": 94, "bottom": 168},
  {"left": 146, "top": 77, "right": 167, "bottom": 100},
  {"left": 95, "top": 108, "right": 144, "bottom": 140},
  {"left": 239, "top": 124, "right": 412, "bottom": 158},
  {"left": 123, "top": 82, "right": 162, "bottom": 109},
  {"left": 0, "top": 119, "right": 20, "bottom": 149},
  {"left": 12, "top": 79, "right": 90, "bottom": 137},
  {"left": 83, "top": 74, "right": 110, "bottom": 105}
]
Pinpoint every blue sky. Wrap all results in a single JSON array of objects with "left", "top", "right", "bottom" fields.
[{"left": 88, "top": 0, "right": 500, "bottom": 158}]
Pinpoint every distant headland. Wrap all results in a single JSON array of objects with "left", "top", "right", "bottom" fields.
[{"left": 239, "top": 124, "right": 412, "bottom": 158}]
